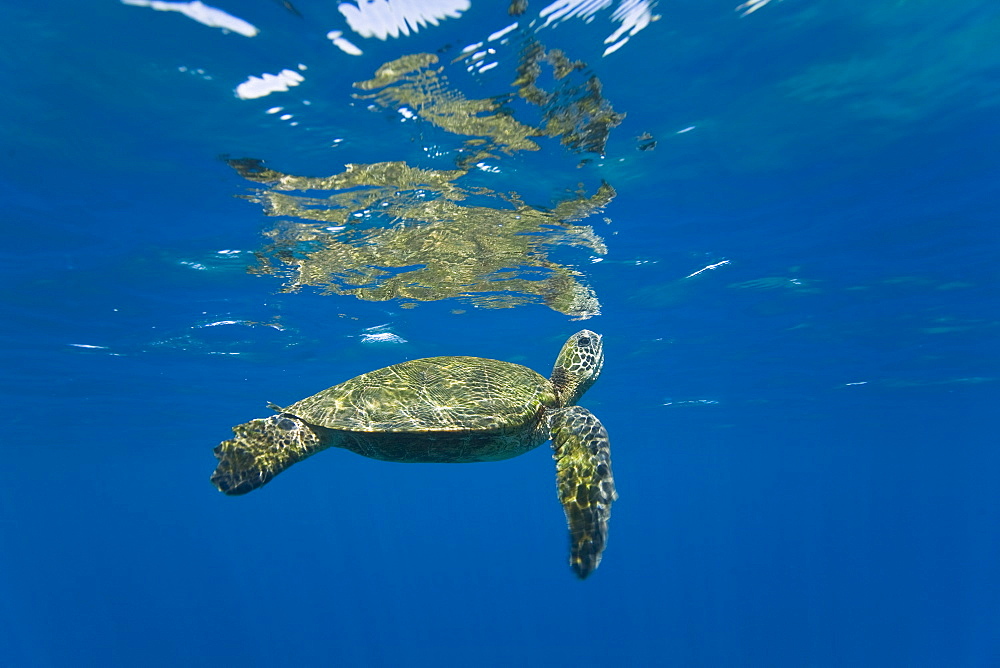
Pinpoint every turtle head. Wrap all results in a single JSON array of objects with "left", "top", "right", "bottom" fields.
[{"left": 551, "top": 330, "right": 604, "bottom": 406}]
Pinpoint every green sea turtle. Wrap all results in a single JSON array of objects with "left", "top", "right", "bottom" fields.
[{"left": 210, "top": 329, "right": 617, "bottom": 578}]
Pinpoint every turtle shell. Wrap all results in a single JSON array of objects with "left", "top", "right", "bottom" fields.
[{"left": 282, "top": 356, "right": 558, "bottom": 433}]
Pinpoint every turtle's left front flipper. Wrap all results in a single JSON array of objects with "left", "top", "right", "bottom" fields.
[{"left": 550, "top": 406, "right": 617, "bottom": 579}]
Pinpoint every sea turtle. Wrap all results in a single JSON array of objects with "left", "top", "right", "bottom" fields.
[{"left": 210, "top": 329, "right": 617, "bottom": 578}]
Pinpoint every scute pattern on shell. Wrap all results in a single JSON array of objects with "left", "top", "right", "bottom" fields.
[{"left": 283, "top": 356, "right": 557, "bottom": 433}]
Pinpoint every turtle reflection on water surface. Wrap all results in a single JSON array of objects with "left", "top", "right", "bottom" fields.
[{"left": 210, "top": 330, "right": 617, "bottom": 579}]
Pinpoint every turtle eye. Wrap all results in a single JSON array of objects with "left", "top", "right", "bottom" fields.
[{"left": 276, "top": 417, "right": 297, "bottom": 431}]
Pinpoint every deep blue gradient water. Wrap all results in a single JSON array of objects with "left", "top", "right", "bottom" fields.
[{"left": 1, "top": 1, "right": 998, "bottom": 666}]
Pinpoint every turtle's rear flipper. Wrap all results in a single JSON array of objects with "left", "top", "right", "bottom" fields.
[
  {"left": 211, "top": 414, "right": 327, "bottom": 495},
  {"left": 550, "top": 406, "right": 617, "bottom": 579}
]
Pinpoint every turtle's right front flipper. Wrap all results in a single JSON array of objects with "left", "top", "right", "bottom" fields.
[
  {"left": 550, "top": 406, "right": 618, "bottom": 579},
  {"left": 211, "top": 414, "right": 328, "bottom": 495}
]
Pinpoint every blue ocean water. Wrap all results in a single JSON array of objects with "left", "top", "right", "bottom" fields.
[{"left": 1, "top": 0, "right": 997, "bottom": 665}]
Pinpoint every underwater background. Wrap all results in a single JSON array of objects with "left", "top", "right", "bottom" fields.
[{"left": 1, "top": 0, "right": 997, "bottom": 665}]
